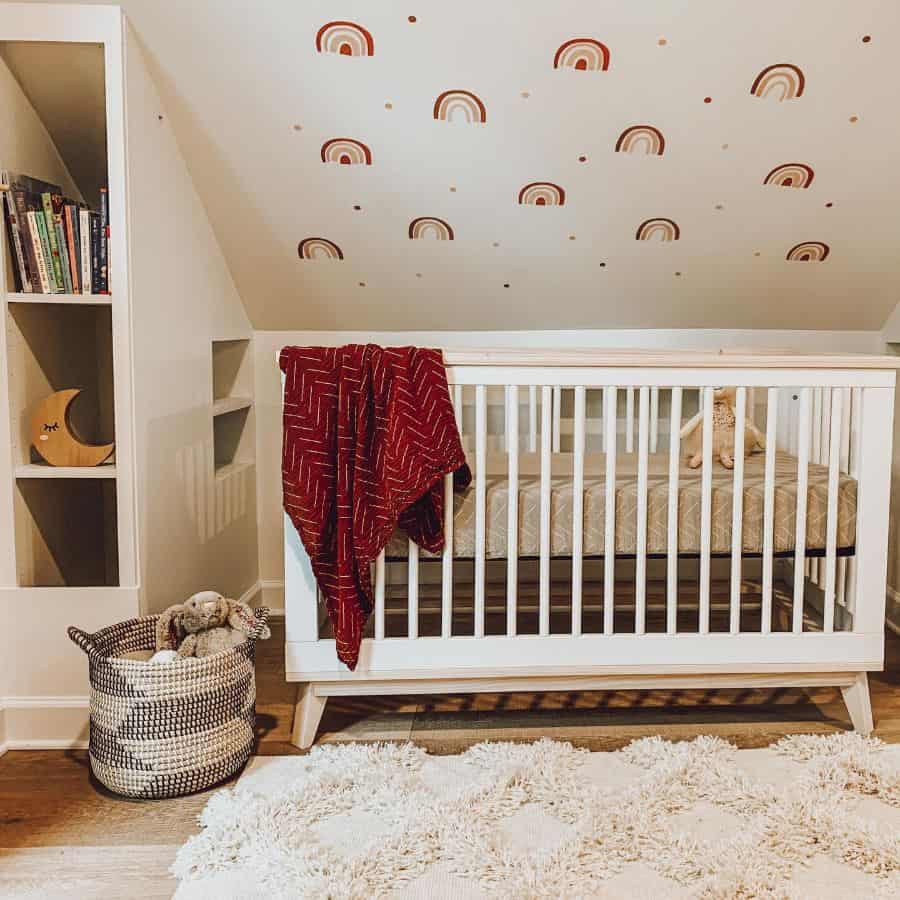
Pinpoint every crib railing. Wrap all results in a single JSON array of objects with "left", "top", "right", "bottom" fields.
[{"left": 283, "top": 352, "right": 894, "bottom": 679}]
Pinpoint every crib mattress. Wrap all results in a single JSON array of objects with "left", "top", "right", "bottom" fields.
[{"left": 386, "top": 450, "right": 856, "bottom": 559}]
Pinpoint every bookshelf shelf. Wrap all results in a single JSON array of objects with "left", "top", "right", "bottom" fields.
[
  {"left": 6, "top": 291, "right": 112, "bottom": 306},
  {"left": 213, "top": 396, "right": 252, "bottom": 417},
  {"left": 15, "top": 463, "right": 116, "bottom": 479}
]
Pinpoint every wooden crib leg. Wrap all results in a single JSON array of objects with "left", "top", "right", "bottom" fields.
[
  {"left": 292, "top": 683, "right": 327, "bottom": 750},
  {"left": 840, "top": 672, "right": 874, "bottom": 735}
]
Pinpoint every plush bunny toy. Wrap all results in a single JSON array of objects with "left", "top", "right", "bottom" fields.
[
  {"left": 679, "top": 386, "right": 767, "bottom": 469},
  {"left": 155, "top": 590, "right": 271, "bottom": 659}
]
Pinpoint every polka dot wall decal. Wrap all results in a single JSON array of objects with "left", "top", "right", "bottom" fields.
[
  {"left": 704, "top": 96, "right": 712, "bottom": 103},
  {"left": 675, "top": 271, "right": 682, "bottom": 277},
  {"left": 849, "top": 115, "right": 859, "bottom": 123},
  {"left": 358, "top": 282, "right": 366, "bottom": 287},
  {"left": 578, "top": 155, "right": 587, "bottom": 162},
  {"left": 754, "top": 251, "right": 761, "bottom": 256},
  {"left": 599, "top": 262, "right": 606, "bottom": 267},
  {"left": 553, "top": 38, "right": 611, "bottom": 71},
  {"left": 492, "top": 241, "right": 500, "bottom": 247},
  {"left": 409, "top": 216, "right": 454, "bottom": 240},
  {"left": 384, "top": 102, "right": 393, "bottom": 109},
  {"left": 786, "top": 241, "right": 830, "bottom": 262},
  {"left": 721, "top": 143, "right": 729, "bottom": 150},
  {"left": 636, "top": 218, "right": 680, "bottom": 241},
  {"left": 353, "top": 205, "right": 362, "bottom": 211},
  {"left": 316, "top": 21, "right": 374, "bottom": 56},
  {"left": 658, "top": 38, "right": 668, "bottom": 46},
  {"left": 750, "top": 64, "right": 805, "bottom": 100},
  {"left": 521, "top": 91, "right": 530, "bottom": 99},
  {"left": 518, "top": 182, "right": 566, "bottom": 206},
  {"left": 764, "top": 163, "right": 814, "bottom": 188},
  {"left": 415, "top": 273, "right": 422, "bottom": 278},
  {"left": 449, "top": 186, "right": 457, "bottom": 192},
  {"left": 503, "top": 283, "right": 510, "bottom": 288},
  {"left": 292, "top": 124, "right": 303, "bottom": 131},
  {"left": 862, "top": 35, "right": 871, "bottom": 43},
  {"left": 408, "top": 15, "right": 417, "bottom": 23},
  {"left": 615, "top": 125, "right": 665, "bottom": 156},
  {"left": 715, "top": 203, "right": 724, "bottom": 210},
  {"left": 298, "top": 238, "right": 343, "bottom": 260},
  {"left": 568, "top": 235, "right": 576, "bottom": 240},
  {"left": 433, "top": 90, "right": 487, "bottom": 123},
  {"left": 321, "top": 138, "right": 372, "bottom": 165},
  {"left": 825, "top": 202, "right": 833, "bottom": 208}
]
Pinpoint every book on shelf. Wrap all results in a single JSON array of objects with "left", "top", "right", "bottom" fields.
[{"left": 2, "top": 169, "right": 110, "bottom": 296}]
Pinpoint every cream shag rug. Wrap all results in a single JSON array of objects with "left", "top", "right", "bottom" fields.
[{"left": 173, "top": 734, "right": 900, "bottom": 899}]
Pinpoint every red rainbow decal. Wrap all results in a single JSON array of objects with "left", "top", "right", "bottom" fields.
[
  {"left": 321, "top": 138, "right": 372, "bottom": 165},
  {"left": 433, "top": 90, "right": 487, "bottom": 124},
  {"left": 554, "top": 38, "right": 610, "bottom": 71},
  {"left": 763, "top": 163, "right": 814, "bottom": 188},
  {"left": 408, "top": 217, "right": 454, "bottom": 240},
  {"left": 518, "top": 182, "right": 566, "bottom": 206},
  {"left": 786, "top": 241, "right": 829, "bottom": 261},
  {"left": 635, "top": 218, "right": 680, "bottom": 241},
  {"left": 315, "top": 21, "right": 374, "bottom": 57},
  {"left": 298, "top": 238, "right": 344, "bottom": 260},
  {"left": 615, "top": 125, "right": 665, "bottom": 156},
  {"left": 750, "top": 63, "right": 805, "bottom": 100}
]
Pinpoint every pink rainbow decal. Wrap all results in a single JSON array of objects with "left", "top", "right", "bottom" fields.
[
  {"left": 298, "top": 238, "right": 344, "bottom": 260},
  {"left": 321, "top": 138, "right": 372, "bottom": 165},
  {"left": 763, "top": 163, "right": 814, "bottom": 188},
  {"left": 615, "top": 125, "right": 665, "bottom": 156},
  {"left": 433, "top": 90, "right": 487, "bottom": 124},
  {"left": 750, "top": 63, "right": 805, "bottom": 100},
  {"left": 408, "top": 217, "right": 454, "bottom": 240},
  {"left": 786, "top": 241, "right": 829, "bottom": 261},
  {"left": 315, "top": 21, "right": 374, "bottom": 57},
  {"left": 518, "top": 182, "right": 566, "bottom": 206},
  {"left": 635, "top": 218, "right": 680, "bottom": 241},
  {"left": 553, "top": 38, "right": 610, "bottom": 71}
]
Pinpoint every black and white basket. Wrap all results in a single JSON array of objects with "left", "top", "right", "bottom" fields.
[{"left": 68, "top": 608, "right": 269, "bottom": 799}]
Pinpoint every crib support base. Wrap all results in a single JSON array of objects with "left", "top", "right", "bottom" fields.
[
  {"left": 292, "top": 683, "right": 328, "bottom": 750},
  {"left": 840, "top": 672, "right": 874, "bottom": 735}
]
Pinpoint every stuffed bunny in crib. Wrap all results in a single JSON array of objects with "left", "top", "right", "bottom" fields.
[{"left": 680, "top": 386, "right": 766, "bottom": 469}]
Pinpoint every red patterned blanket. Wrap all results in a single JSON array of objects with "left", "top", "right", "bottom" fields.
[{"left": 280, "top": 345, "right": 470, "bottom": 669}]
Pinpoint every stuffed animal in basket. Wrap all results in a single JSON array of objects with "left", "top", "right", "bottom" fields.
[
  {"left": 679, "top": 386, "right": 766, "bottom": 469},
  {"left": 155, "top": 590, "right": 271, "bottom": 659}
]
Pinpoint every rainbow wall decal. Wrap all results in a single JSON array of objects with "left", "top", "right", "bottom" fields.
[
  {"left": 298, "top": 237, "right": 344, "bottom": 260},
  {"left": 786, "top": 241, "right": 829, "bottom": 261},
  {"left": 553, "top": 38, "right": 610, "bottom": 71},
  {"left": 635, "top": 218, "right": 680, "bottom": 241},
  {"left": 518, "top": 182, "right": 566, "bottom": 206},
  {"left": 321, "top": 138, "right": 372, "bottom": 165},
  {"left": 750, "top": 64, "right": 805, "bottom": 100},
  {"left": 615, "top": 125, "right": 666, "bottom": 156},
  {"left": 408, "top": 217, "right": 454, "bottom": 240},
  {"left": 433, "top": 90, "right": 487, "bottom": 123},
  {"left": 763, "top": 163, "right": 814, "bottom": 188},
  {"left": 315, "top": 21, "right": 374, "bottom": 56}
]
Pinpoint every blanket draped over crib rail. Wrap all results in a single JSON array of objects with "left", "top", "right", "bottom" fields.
[{"left": 280, "top": 345, "right": 471, "bottom": 669}]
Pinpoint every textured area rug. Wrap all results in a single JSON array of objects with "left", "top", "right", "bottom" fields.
[{"left": 173, "top": 734, "right": 900, "bottom": 899}]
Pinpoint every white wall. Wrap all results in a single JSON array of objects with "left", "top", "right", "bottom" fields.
[{"left": 255, "top": 327, "right": 882, "bottom": 611}]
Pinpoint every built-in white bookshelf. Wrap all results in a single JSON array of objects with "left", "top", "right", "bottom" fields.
[{"left": 212, "top": 338, "right": 253, "bottom": 476}]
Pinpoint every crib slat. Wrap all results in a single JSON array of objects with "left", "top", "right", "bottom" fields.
[
  {"left": 810, "top": 388, "right": 823, "bottom": 584},
  {"left": 699, "top": 387, "right": 714, "bottom": 633},
  {"left": 529, "top": 385, "right": 538, "bottom": 452},
  {"left": 571, "top": 386, "right": 586, "bottom": 636},
  {"left": 604, "top": 386, "right": 617, "bottom": 635},
  {"left": 374, "top": 550, "right": 386, "bottom": 641},
  {"left": 844, "top": 387, "right": 863, "bottom": 616},
  {"left": 539, "top": 385, "right": 553, "bottom": 636},
  {"left": 650, "top": 386, "right": 660, "bottom": 453},
  {"left": 837, "top": 387, "right": 851, "bottom": 610},
  {"left": 667, "top": 387, "right": 682, "bottom": 634},
  {"left": 761, "top": 387, "right": 779, "bottom": 633},
  {"left": 408, "top": 540, "right": 419, "bottom": 639},
  {"left": 626, "top": 387, "right": 635, "bottom": 453},
  {"left": 824, "top": 389, "right": 843, "bottom": 633},
  {"left": 506, "top": 385, "right": 519, "bottom": 636},
  {"left": 474, "top": 384, "right": 487, "bottom": 638},
  {"left": 552, "top": 385, "right": 562, "bottom": 453},
  {"left": 441, "top": 471, "right": 454, "bottom": 638},
  {"left": 453, "top": 384, "right": 463, "bottom": 430},
  {"left": 792, "top": 388, "right": 811, "bottom": 634},
  {"left": 730, "top": 387, "right": 747, "bottom": 634},
  {"left": 636, "top": 387, "right": 650, "bottom": 635}
]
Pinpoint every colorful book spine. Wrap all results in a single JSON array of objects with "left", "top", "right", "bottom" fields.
[
  {"left": 51, "top": 194, "right": 73, "bottom": 293},
  {"left": 33, "top": 200, "right": 59, "bottom": 292},
  {"left": 41, "top": 192, "right": 65, "bottom": 292},
  {"left": 63, "top": 203, "right": 80, "bottom": 294},
  {"left": 12, "top": 190, "right": 41, "bottom": 292},
  {"left": 26, "top": 210, "right": 52, "bottom": 293},
  {"left": 89, "top": 211, "right": 101, "bottom": 294},
  {"left": 99, "top": 187, "right": 109, "bottom": 294},
  {"left": 79, "top": 208, "right": 91, "bottom": 294},
  {"left": 3, "top": 191, "right": 31, "bottom": 292}
]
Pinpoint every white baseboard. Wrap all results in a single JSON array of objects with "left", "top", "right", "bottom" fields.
[
  {"left": 0, "top": 696, "right": 90, "bottom": 751},
  {"left": 259, "top": 579, "right": 285, "bottom": 618}
]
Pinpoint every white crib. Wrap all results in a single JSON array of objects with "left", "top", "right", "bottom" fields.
[{"left": 281, "top": 349, "right": 897, "bottom": 748}]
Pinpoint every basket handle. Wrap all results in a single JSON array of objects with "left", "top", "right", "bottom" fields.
[
  {"left": 249, "top": 607, "right": 270, "bottom": 642},
  {"left": 68, "top": 625, "right": 99, "bottom": 658}
]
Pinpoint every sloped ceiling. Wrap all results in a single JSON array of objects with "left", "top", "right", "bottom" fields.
[{"left": 24, "top": 1, "right": 900, "bottom": 331}]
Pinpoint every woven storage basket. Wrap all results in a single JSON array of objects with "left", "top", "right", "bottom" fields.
[{"left": 68, "top": 608, "right": 269, "bottom": 799}]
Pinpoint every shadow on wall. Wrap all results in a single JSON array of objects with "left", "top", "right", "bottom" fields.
[{"left": 143, "top": 404, "right": 258, "bottom": 615}]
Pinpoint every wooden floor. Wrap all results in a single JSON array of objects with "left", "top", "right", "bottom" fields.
[{"left": 1, "top": 620, "right": 898, "bottom": 898}]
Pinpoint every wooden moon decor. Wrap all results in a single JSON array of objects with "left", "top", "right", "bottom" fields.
[{"left": 29, "top": 389, "right": 115, "bottom": 467}]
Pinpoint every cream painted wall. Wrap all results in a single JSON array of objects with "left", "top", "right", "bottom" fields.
[
  {"left": 124, "top": 24, "right": 259, "bottom": 614},
  {"left": 255, "top": 327, "right": 882, "bottom": 609}
]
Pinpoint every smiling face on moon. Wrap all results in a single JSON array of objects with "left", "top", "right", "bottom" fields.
[{"left": 29, "top": 389, "right": 114, "bottom": 467}]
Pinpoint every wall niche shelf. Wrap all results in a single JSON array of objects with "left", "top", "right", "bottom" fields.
[
  {"left": 212, "top": 395, "right": 252, "bottom": 417},
  {"left": 211, "top": 338, "right": 253, "bottom": 476},
  {"left": 7, "top": 292, "right": 113, "bottom": 306}
]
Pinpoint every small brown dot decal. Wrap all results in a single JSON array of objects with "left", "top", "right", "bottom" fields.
[
  {"left": 415, "top": 272, "right": 422, "bottom": 278},
  {"left": 568, "top": 235, "right": 576, "bottom": 241},
  {"left": 658, "top": 38, "right": 668, "bottom": 46},
  {"left": 292, "top": 124, "right": 303, "bottom": 131},
  {"left": 704, "top": 96, "right": 712, "bottom": 103},
  {"left": 825, "top": 202, "right": 833, "bottom": 208},
  {"left": 754, "top": 251, "right": 761, "bottom": 257},
  {"left": 849, "top": 115, "right": 858, "bottom": 123},
  {"left": 521, "top": 91, "right": 530, "bottom": 99},
  {"left": 578, "top": 155, "right": 587, "bottom": 162},
  {"left": 492, "top": 241, "right": 500, "bottom": 247},
  {"left": 862, "top": 35, "right": 871, "bottom": 43},
  {"left": 599, "top": 262, "right": 606, "bottom": 268},
  {"left": 503, "top": 283, "right": 510, "bottom": 288},
  {"left": 715, "top": 203, "right": 724, "bottom": 210},
  {"left": 408, "top": 15, "right": 417, "bottom": 23},
  {"left": 449, "top": 186, "right": 457, "bottom": 192},
  {"left": 358, "top": 282, "right": 366, "bottom": 287},
  {"left": 385, "top": 102, "right": 393, "bottom": 110},
  {"left": 721, "top": 143, "right": 729, "bottom": 150},
  {"left": 674, "top": 271, "right": 682, "bottom": 277},
  {"left": 353, "top": 204, "right": 361, "bottom": 210}
]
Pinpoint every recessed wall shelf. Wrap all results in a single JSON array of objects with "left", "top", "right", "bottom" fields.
[
  {"left": 15, "top": 463, "right": 117, "bottom": 479},
  {"left": 6, "top": 292, "right": 113, "bottom": 306},
  {"left": 213, "top": 396, "right": 253, "bottom": 417}
]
